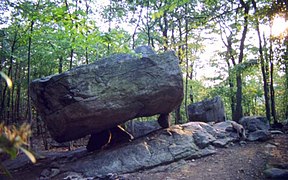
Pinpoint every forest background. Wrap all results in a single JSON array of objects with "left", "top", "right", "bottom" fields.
[{"left": 0, "top": 0, "right": 288, "bottom": 133}]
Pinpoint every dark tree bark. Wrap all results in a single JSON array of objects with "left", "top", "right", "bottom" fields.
[
  {"left": 132, "top": 2, "right": 143, "bottom": 49},
  {"left": 85, "top": 0, "right": 89, "bottom": 64},
  {"left": 268, "top": 32, "right": 277, "bottom": 123},
  {"left": 59, "top": 56, "right": 63, "bottom": 73},
  {"left": 27, "top": 20, "right": 34, "bottom": 126},
  {"left": 219, "top": 25, "right": 236, "bottom": 120},
  {"left": 252, "top": 0, "right": 271, "bottom": 123},
  {"left": 157, "top": 1, "right": 169, "bottom": 51},
  {"left": 184, "top": 3, "right": 189, "bottom": 120},
  {"left": 69, "top": 49, "right": 73, "bottom": 70},
  {"left": 233, "top": 0, "right": 250, "bottom": 122},
  {"left": 284, "top": 36, "right": 288, "bottom": 119}
]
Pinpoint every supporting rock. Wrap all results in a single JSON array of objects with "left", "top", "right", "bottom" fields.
[{"left": 157, "top": 113, "right": 170, "bottom": 128}]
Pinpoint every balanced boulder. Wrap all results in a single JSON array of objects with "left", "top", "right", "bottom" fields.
[{"left": 30, "top": 49, "right": 183, "bottom": 142}]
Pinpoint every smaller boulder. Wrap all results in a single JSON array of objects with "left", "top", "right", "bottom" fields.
[
  {"left": 239, "top": 116, "right": 270, "bottom": 133},
  {"left": 188, "top": 96, "right": 225, "bottom": 123},
  {"left": 125, "top": 120, "right": 161, "bottom": 138},
  {"left": 239, "top": 116, "right": 271, "bottom": 142}
]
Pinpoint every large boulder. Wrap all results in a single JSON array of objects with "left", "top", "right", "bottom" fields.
[
  {"left": 30, "top": 49, "right": 183, "bottom": 142},
  {"left": 188, "top": 96, "right": 225, "bottom": 123}
]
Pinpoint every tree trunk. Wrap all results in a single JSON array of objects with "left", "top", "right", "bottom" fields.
[
  {"left": 59, "top": 56, "right": 63, "bottom": 73},
  {"left": 270, "top": 59, "right": 276, "bottom": 123},
  {"left": 234, "top": 0, "right": 250, "bottom": 122},
  {"left": 184, "top": 3, "right": 189, "bottom": 120},
  {"left": 175, "top": 105, "right": 182, "bottom": 124},
  {"left": 158, "top": 10, "right": 168, "bottom": 51},
  {"left": 269, "top": 34, "right": 277, "bottom": 123},
  {"left": 1, "top": 31, "right": 17, "bottom": 123},
  {"left": 284, "top": 36, "right": 288, "bottom": 119},
  {"left": 252, "top": 0, "right": 271, "bottom": 123},
  {"left": 27, "top": 20, "right": 34, "bottom": 126},
  {"left": 234, "top": 73, "right": 243, "bottom": 122},
  {"left": 69, "top": 49, "right": 73, "bottom": 70}
]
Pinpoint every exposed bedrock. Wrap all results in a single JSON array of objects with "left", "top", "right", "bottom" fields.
[{"left": 30, "top": 48, "right": 183, "bottom": 142}]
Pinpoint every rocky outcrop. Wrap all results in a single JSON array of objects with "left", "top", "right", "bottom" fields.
[
  {"left": 4, "top": 121, "right": 248, "bottom": 179},
  {"left": 239, "top": 116, "right": 271, "bottom": 141},
  {"left": 188, "top": 96, "right": 225, "bottom": 123},
  {"left": 30, "top": 48, "right": 183, "bottom": 142}
]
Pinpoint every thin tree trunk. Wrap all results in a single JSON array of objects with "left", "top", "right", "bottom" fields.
[
  {"left": 59, "top": 56, "right": 63, "bottom": 73},
  {"left": 252, "top": 0, "right": 271, "bottom": 123},
  {"left": 132, "top": 3, "right": 143, "bottom": 49},
  {"left": 284, "top": 36, "right": 288, "bottom": 119},
  {"left": 69, "top": 49, "right": 73, "bottom": 70},
  {"left": 219, "top": 26, "right": 236, "bottom": 120},
  {"left": 0, "top": 32, "right": 17, "bottom": 123},
  {"left": 234, "top": 73, "right": 243, "bottom": 122},
  {"left": 234, "top": 0, "right": 249, "bottom": 122},
  {"left": 158, "top": 8, "right": 168, "bottom": 51},
  {"left": 268, "top": 23, "right": 277, "bottom": 123},
  {"left": 85, "top": 0, "right": 89, "bottom": 64},
  {"left": 27, "top": 20, "right": 34, "bottom": 126},
  {"left": 172, "top": 21, "right": 182, "bottom": 124},
  {"left": 184, "top": 3, "right": 189, "bottom": 121},
  {"left": 175, "top": 105, "right": 182, "bottom": 124},
  {"left": 270, "top": 57, "right": 276, "bottom": 123},
  {"left": 146, "top": 1, "right": 152, "bottom": 46},
  {"left": 227, "top": 62, "right": 235, "bottom": 118}
]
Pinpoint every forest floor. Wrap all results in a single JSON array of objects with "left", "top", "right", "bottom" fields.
[
  {"left": 3, "top": 134, "right": 288, "bottom": 180},
  {"left": 121, "top": 133, "right": 288, "bottom": 180}
]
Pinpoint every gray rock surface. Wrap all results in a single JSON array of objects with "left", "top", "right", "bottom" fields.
[
  {"left": 30, "top": 50, "right": 183, "bottom": 142},
  {"left": 239, "top": 116, "right": 271, "bottom": 142},
  {"left": 239, "top": 116, "right": 270, "bottom": 133},
  {"left": 125, "top": 120, "right": 162, "bottom": 138},
  {"left": 248, "top": 130, "right": 271, "bottom": 141},
  {"left": 188, "top": 96, "right": 225, "bottom": 123},
  {"left": 5, "top": 122, "right": 244, "bottom": 178},
  {"left": 67, "top": 125, "right": 216, "bottom": 177}
]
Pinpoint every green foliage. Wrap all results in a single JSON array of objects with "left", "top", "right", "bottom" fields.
[
  {"left": 0, "top": 123, "right": 36, "bottom": 177},
  {"left": 0, "top": 71, "right": 35, "bottom": 177}
]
